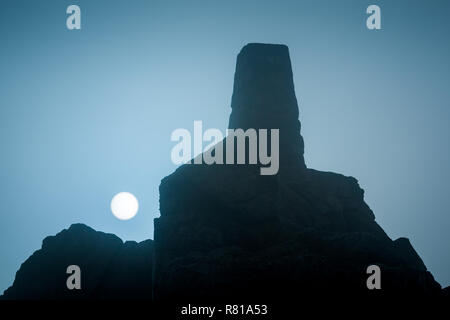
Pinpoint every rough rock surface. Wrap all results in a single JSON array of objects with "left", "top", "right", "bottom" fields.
[
  {"left": 152, "top": 43, "right": 442, "bottom": 301},
  {"left": 443, "top": 286, "right": 450, "bottom": 297},
  {"left": 1, "top": 224, "right": 153, "bottom": 300}
]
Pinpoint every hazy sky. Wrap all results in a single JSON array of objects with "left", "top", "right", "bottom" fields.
[{"left": 1, "top": 0, "right": 449, "bottom": 293}]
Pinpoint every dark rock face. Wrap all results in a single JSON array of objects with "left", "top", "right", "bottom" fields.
[
  {"left": 228, "top": 43, "right": 305, "bottom": 167},
  {"left": 1, "top": 43, "right": 445, "bottom": 302},
  {"left": 444, "top": 286, "right": 450, "bottom": 297},
  {"left": 1, "top": 224, "right": 153, "bottom": 300},
  {"left": 153, "top": 43, "right": 441, "bottom": 301}
]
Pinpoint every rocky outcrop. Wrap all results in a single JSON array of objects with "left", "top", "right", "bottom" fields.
[
  {"left": 1, "top": 43, "right": 445, "bottom": 302},
  {"left": 1, "top": 224, "right": 153, "bottom": 300},
  {"left": 228, "top": 43, "right": 305, "bottom": 167},
  {"left": 153, "top": 43, "right": 442, "bottom": 301}
]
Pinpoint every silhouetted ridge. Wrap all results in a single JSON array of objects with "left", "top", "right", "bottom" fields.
[{"left": 1, "top": 224, "right": 153, "bottom": 300}]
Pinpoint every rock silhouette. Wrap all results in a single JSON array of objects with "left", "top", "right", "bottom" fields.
[
  {"left": 1, "top": 43, "right": 445, "bottom": 301},
  {"left": 153, "top": 43, "right": 442, "bottom": 300},
  {"left": 228, "top": 43, "right": 305, "bottom": 167},
  {"left": 1, "top": 224, "right": 153, "bottom": 300}
]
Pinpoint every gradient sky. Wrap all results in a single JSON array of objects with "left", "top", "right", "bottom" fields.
[{"left": 1, "top": 0, "right": 449, "bottom": 293}]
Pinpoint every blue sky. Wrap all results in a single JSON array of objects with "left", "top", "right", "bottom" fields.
[{"left": 1, "top": 0, "right": 449, "bottom": 292}]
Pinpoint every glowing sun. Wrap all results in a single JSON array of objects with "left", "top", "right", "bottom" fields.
[{"left": 110, "top": 192, "right": 139, "bottom": 220}]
